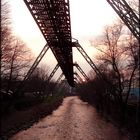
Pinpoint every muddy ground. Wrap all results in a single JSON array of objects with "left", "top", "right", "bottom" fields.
[{"left": 10, "top": 96, "right": 128, "bottom": 140}]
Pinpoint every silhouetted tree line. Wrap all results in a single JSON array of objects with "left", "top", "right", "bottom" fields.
[
  {"left": 78, "top": 19, "right": 139, "bottom": 139},
  {"left": 0, "top": 0, "right": 58, "bottom": 113}
]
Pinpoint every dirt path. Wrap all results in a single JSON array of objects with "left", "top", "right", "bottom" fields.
[{"left": 10, "top": 96, "right": 128, "bottom": 140}]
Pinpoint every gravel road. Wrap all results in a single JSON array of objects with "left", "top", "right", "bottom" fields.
[{"left": 10, "top": 96, "right": 128, "bottom": 140}]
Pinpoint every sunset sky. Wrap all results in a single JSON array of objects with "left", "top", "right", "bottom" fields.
[{"left": 9, "top": 0, "right": 118, "bottom": 80}]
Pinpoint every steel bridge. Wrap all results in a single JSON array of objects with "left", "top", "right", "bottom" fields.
[
  {"left": 19, "top": 0, "right": 139, "bottom": 91},
  {"left": 23, "top": 0, "right": 74, "bottom": 86}
]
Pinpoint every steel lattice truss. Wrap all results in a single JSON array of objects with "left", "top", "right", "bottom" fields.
[
  {"left": 23, "top": 0, "right": 74, "bottom": 86},
  {"left": 74, "top": 72, "right": 84, "bottom": 83},
  {"left": 72, "top": 41, "right": 103, "bottom": 79},
  {"left": 73, "top": 63, "right": 89, "bottom": 81},
  {"left": 107, "top": 0, "right": 139, "bottom": 41},
  {"left": 47, "top": 63, "right": 59, "bottom": 82},
  {"left": 56, "top": 73, "right": 64, "bottom": 83},
  {"left": 24, "top": 44, "right": 49, "bottom": 82},
  {"left": 21, "top": 0, "right": 139, "bottom": 89}
]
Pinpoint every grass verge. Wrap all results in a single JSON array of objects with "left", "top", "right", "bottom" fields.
[{"left": 0, "top": 95, "right": 64, "bottom": 140}]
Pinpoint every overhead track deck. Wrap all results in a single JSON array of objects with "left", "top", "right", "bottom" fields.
[{"left": 23, "top": 0, "right": 74, "bottom": 86}]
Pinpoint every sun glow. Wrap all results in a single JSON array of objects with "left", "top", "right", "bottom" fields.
[{"left": 70, "top": 0, "right": 117, "bottom": 38}]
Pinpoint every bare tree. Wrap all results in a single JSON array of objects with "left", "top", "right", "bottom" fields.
[
  {"left": 4, "top": 39, "right": 33, "bottom": 92},
  {"left": 92, "top": 20, "right": 139, "bottom": 121},
  {"left": 94, "top": 21, "right": 124, "bottom": 100},
  {"left": 1, "top": 0, "right": 33, "bottom": 93},
  {"left": 1, "top": 0, "right": 12, "bottom": 74},
  {"left": 122, "top": 33, "right": 139, "bottom": 104},
  {"left": 24, "top": 65, "right": 50, "bottom": 98}
]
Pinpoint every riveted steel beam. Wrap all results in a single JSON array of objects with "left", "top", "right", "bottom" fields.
[
  {"left": 72, "top": 40, "right": 102, "bottom": 79},
  {"left": 73, "top": 63, "right": 89, "bottom": 81},
  {"left": 56, "top": 73, "right": 64, "bottom": 83},
  {"left": 107, "top": 0, "right": 139, "bottom": 41},
  {"left": 23, "top": 0, "right": 74, "bottom": 86},
  {"left": 74, "top": 72, "right": 84, "bottom": 83},
  {"left": 15, "top": 44, "right": 49, "bottom": 95},
  {"left": 47, "top": 63, "right": 59, "bottom": 82}
]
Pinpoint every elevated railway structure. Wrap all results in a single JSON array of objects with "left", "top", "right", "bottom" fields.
[
  {"left": 17, "top": 0, "right": 139, "bottom": 93},
  {"left": 56, "top": 73, "right": 64, "bottom": 84},
  {"left": 73, "top": 63, "right": 90, "bottom": 82},
  {"left": 74, "top": 72, "right": 86, "bottom": 83},
  {"left": 107, "top": 0, "right": 139, "bottom": 41},
  {"left": 47, "top": 64, "right": 59, "bottom": 82},
  {"left": 23, "top": 0, "right": 74, "bottom": 86}
]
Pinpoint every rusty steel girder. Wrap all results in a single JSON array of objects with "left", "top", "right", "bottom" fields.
[
  {"left": 73, "top": 63, "right": 90, "bottom": 81},
  {"left": 107, "top": 0, "right": 139, "bottom": 41},
  {"left": 74, "top": 72, "right": 84, "bottom": 83},
  {"left": 23, "top": 0, "right": 74, "bottom": 86}
]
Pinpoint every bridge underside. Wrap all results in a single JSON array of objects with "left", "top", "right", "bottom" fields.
[{"left": 24, "top": 0, "right": 74, "bottom": 86}]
